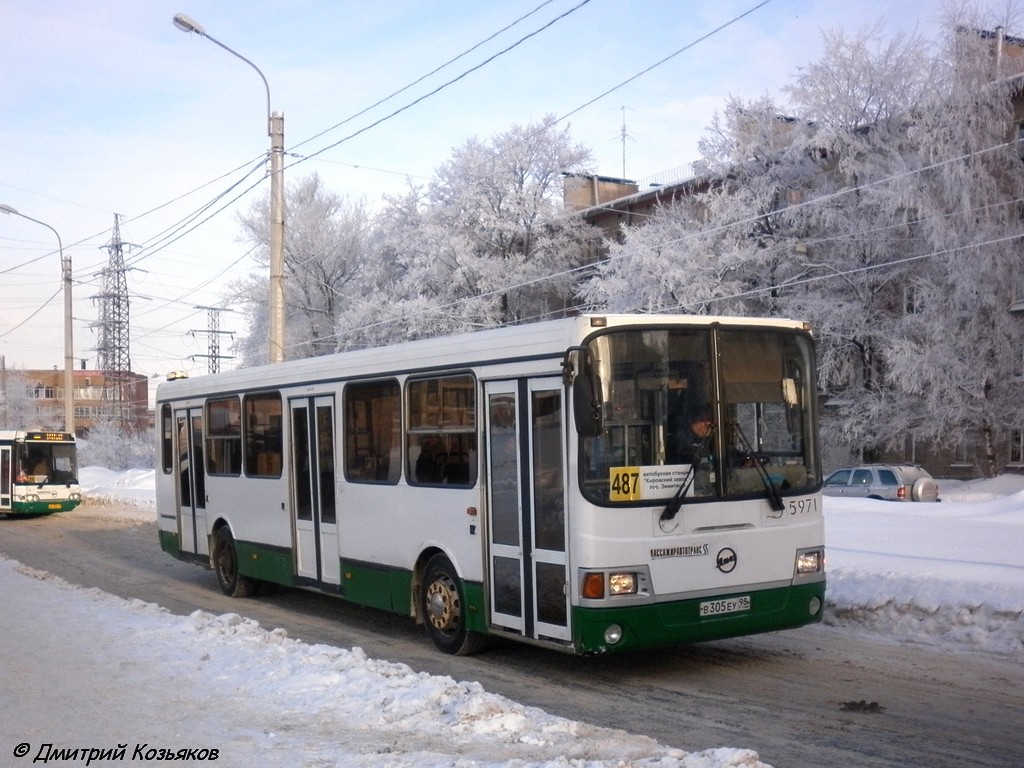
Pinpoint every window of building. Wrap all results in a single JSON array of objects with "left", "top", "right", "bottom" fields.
[
  {"left": 406, "top": 374, "right": 476, "bottom": 486},
  {"left": 344, "top": 380, "right": 401, "bottom": 484},
  {"left": 953, "top": 438, "right": 972, "bottom": 467},
  {"left": 1010, "top": 428, "right": 1024, "bottom": 465},
  {"left": 206, "top": 397, "right": 242, "bottom": 475},
  {"left": 902, "top": 433, "right": 918, "bottom": 463}
]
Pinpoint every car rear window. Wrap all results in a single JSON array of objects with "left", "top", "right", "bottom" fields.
[{"left": 877, "top": 469, "right": 899, "bottom": 486}]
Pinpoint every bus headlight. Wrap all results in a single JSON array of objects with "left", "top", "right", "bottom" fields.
[
  {"left": 604, "top": 624, "right": 623, "bottom": 644},
  {"left": 608, "top": 572, "right": 637, "bottom": 595},
  {"left": 796, "top": 548, "right": 824, "bottom": 575},
  {"left": 580, "top": 568, "right": 649, "bottom": 600}
]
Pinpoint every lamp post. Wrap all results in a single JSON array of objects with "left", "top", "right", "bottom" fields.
[
  {"left": 172, "top": 13, "right": 286, "bottom": 363},
  {"left": 0, "top": 204, "right": 75, "bottom": 434}
]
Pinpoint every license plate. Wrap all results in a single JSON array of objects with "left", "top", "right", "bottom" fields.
[
  {"left": 699, "top": 595, "right": 751, "bottom": 616},
  {"left": 48, "top": 503, "right": 62, "bottom": 510}
]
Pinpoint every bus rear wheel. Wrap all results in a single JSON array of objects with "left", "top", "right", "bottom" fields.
[
  {"left": 214, "top": 526, "right": 256, "bottom": 598},
  {"left": 421, "top": 554, "right": 487, "bottom": 655}
]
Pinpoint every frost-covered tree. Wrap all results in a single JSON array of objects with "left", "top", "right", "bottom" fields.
[
  {"left": 579, "top": 9, "right": 1024, "bottom": 470},
  {"left": 232, "top": 173, "right": 373, "bottom": 364},
  {"left": 781, "top": 24, "right": 936, "bottom": 452},
  {"left": 346, "top": 115, "right": 596, "bottom": 344},
  {"left": 581, "top": 95, "right": 825, "bottom": 316},
  {"left": 78, "top": 417, "right": 153, "bottom": 470},
  {"left": 872, "top": 12, "right": 1024, "bottom": 473},
  {"left": 1, "top": 369, "right": 34, "bottom": 429}
]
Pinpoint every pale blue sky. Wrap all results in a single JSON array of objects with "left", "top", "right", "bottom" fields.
[{"left": 0, "top": 0, "right": 953, "bottom": 379}]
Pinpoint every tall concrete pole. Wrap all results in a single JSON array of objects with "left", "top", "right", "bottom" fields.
[{"left": 269, "top": 111, "right": 286, "bottom": 363}]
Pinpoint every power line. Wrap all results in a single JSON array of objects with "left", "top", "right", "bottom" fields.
[
  {"left": 289, "top": 0, "right": 564, "bottom": 154},
  {"left": 323, "top": 126, "right": 1024, "bottom": 347},
  {"left": 290, "top": 0, "right": 595, "bottom": 170},
  {"left": 1, "top": 0, "right": 746, "bottom": 343}
]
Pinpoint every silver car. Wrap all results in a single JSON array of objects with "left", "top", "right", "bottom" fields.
[{"left": 822, "top": 464, "right": 940, "bottom": 502}]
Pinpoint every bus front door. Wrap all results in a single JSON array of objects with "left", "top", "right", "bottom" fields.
[
  {"left": 174, "top": 408, "right": 208, "bottom": 557},
  {"left": 485, "top": 378, "right": 570, "bottom": 644},
  {"left": 1, "top": 444, "right": 11, "bottom": 511},
  {"left": 289, "top": 396, "right": 340, "bottom": 587}
]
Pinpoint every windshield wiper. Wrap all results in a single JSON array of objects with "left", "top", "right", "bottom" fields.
[
  {"left": 660, "top": 465, "right": 696, "bottom": 522},
  {"left": 733, "top": 423, "right": 785, "bottom": 513},
  {"left": 660, "top": 429, "right": 714, "bottom": 523}
]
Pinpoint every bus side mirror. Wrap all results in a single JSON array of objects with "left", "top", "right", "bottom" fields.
[
  {"left": 573, "top": 375, "right": 602, "bottom": 437},
  {"left": 564, "top": 346, "right": 603, "bottom": 438}
]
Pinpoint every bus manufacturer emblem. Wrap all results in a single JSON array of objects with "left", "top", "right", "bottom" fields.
[{"left": 716, "top": 547, "right": 737, "bottom": 573}]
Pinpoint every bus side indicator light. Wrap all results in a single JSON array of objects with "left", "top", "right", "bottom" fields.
[{"left": 582, "top": 572, "right": 605, "bottom": 599}]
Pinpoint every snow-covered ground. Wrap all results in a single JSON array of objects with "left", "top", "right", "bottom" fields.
[{"left": 2, "top": 469, "right": 1021, "bottom": 768}]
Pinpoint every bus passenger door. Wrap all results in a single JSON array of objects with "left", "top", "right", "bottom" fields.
[
  {"left": 289, "top": 396, "right": 340, "bottom": 587},
  {"left": 1, "top": 444, "right": 11, "bottom": 511},
  {"left": 484, "top": 378, "right": 570, "bottom": 643},
  {"left": 174, "top": 408, "right": 208, "bottom": 557}
]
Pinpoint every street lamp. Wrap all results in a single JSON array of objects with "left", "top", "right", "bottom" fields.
[
  {"left": 172, "top": 13, "right": 286, "bottom": 363},
  {"left": 0, "top": 204, "right": 75, "bottom": 434}
]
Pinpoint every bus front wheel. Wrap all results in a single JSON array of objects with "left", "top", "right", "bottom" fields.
[
  {"left": 213, "top": 526, "right": 256, "bottom": 598},
  {"left": 420, "top": 554, "right": 487, "bottom": 655}
]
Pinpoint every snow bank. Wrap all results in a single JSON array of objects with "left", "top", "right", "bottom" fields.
[{"left": 2, "top": 558, "right": 768, "bottom": 768}]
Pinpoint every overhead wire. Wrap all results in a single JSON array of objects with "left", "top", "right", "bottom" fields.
[
  {"left": 109, "top": 2, "right": 588, "bottom": 346},
  {"left": 15, "top": 0, "right": 593, "bottom": 364},
  {"left": 0, "top": 285, "right": 62, "bottom": 339},
  {"left": 288, "top": 0, "right": 564, "bottom": 154},
  {"left": 322, "top": 124, "right": 1024, "bottom": 347},
  {"left": 288, "top": 0, "right": 595, "bottom": 171},
  {"left": 12, "top": 0, "right": 991, "bottom": 368},
  {"left": 282, "top": 0, "right": 785, "bottom": 350},
  {"left": 5, "top": 0, "right": 740, "bottom": 356},
  {"left": 100, "top": 0, "right": 599, "bottom": 363}
]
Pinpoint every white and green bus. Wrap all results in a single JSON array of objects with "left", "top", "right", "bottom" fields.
[
  {"left": 1, "top": 429, "right": 82, "bottom": 516},
  {"left": 155, "top": 314, "right": 825, "bottom": 655}
]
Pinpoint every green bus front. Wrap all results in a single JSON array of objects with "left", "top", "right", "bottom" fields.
[{"left": 0, "top": 430, "right": 83, "bottom": 516}]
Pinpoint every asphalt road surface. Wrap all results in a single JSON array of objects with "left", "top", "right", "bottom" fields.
[{"left": 1, "top": 507, "right": 1020, "bottom": 767}]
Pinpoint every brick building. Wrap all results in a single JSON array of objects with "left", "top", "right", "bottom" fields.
[{"left": 2, "top": 366, "right": 151, "bottom": 436}]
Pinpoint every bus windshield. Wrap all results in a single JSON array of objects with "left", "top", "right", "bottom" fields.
[
  {"left": 18, "top": 441, "right": 79, "bottom": 485},
  {"left": 579, "top": 326, "right": 820, "bottom": 505}
]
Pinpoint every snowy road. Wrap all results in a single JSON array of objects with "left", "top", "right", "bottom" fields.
[{"left": 1, "top": 506, "right": 1018, "bottom": 768}]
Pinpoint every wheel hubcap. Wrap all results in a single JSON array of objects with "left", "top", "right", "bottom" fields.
[{"left": 425, "top": 577, "right": 459, "bottom": 631}]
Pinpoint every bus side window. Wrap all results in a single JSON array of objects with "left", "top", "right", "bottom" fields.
[
  {"left": 206, "top": 397, "right": 242, "bottom": 476},
  {"left": 244, "top": 392, "right": 283, "bottom": 478},
  {"left": 406, "top": 374, "right": 476, "bottom": 487},
  {"left": 344, "top": 379, "right": 401, "bottom": 484}
]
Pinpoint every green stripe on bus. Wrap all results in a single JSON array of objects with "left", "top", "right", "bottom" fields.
[
  {"left": 158, "top": 529, "right": 180, "bottom": 557},
  {"left": 6, "top": 499, "right": 80, "bottom": 515},
  {"left": 236, "top": 540, "right": 296, "bottom": 586}
]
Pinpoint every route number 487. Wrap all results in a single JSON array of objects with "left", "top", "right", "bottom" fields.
[{"left": 609, "top": 467, "right": 641, "bottom": 501}]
